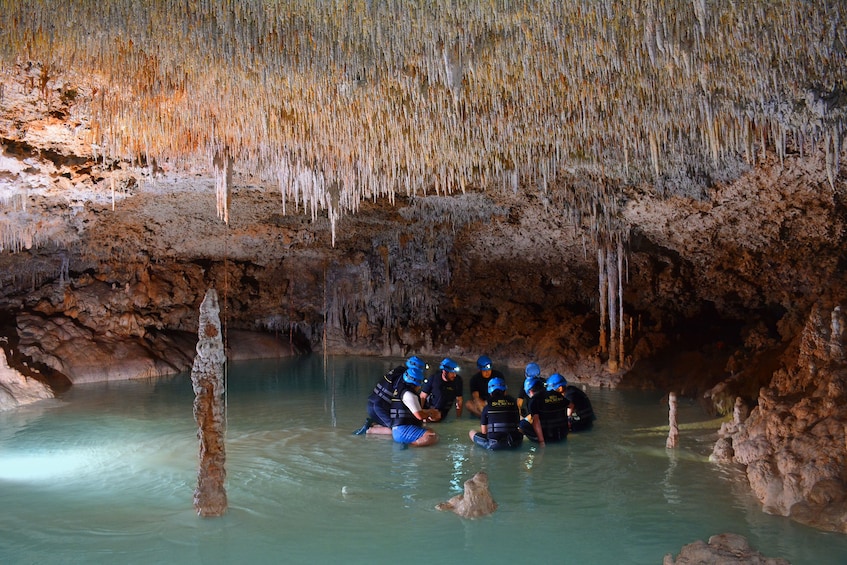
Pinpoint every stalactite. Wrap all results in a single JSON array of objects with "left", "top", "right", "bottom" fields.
[
  {"left": 597, "top": 246, "right": 608, "bottom": 358},
  {"left": 606, "top": 239, "right": 620, "bottom": 372},
  {"left": 213, "top": 149, "right": 233, "bottom": 225},
  {"left": 617, "top": 237, "right": 625, "bottom": 369},
  {"left": 0, "top": 1, "right": 844, "bottom": 243}
]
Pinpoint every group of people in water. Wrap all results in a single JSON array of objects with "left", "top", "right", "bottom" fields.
[{"left": 353, "top": 355, "right": 596, "bottom": 448}]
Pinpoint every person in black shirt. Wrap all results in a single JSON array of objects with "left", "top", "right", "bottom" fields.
[
  {"left": 547, "top": 373, "right": 596, "bottom": 432},
  {"left": 468, "top": 377, "right": 523, "bottom": 450},
  {"left": 421, "top": 357, "right": 463, "bottom": 420},
  {"left": 517, "top": 362, "right": 542, "bottom": 417},
  {"left": 466, "top": 355, "right": 507, "bottom": 418},
  {"left": 518, "top": 375, "right": 568, "bottom": 446}
]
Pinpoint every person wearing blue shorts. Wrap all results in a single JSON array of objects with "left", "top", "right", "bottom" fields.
[
  {"left": 390, "top": 366, "right": 441, "bottom": 447},
  {"left": 353, "top": 355, "right": 427, "bottom": 435}
]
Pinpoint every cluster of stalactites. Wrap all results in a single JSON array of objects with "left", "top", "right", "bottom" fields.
[
  {"left": 0, "top": 1, "right": 845, "bottom": 229},
  {"left": 556, "top": 173, "right": 630, "bottom": 372}
]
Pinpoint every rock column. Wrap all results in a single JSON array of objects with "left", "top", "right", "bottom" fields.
[
  {"left": 666, "top": 392, "right": 679, "bottom": 448},
  {"left": 191, "top": 289, "right": 228, "bottom": 517}
]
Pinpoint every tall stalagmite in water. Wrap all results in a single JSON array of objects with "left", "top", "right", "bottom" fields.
[{"left": 191, "top": 288, "right": 228, "bottom": 517}]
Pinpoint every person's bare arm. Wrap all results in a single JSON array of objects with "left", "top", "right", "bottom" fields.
[
  {"left": 532, "top": 415, "right": 545, "bottom": 447},
  {"left": 404, "top": 391, "right": 441, "bottom": 421}
]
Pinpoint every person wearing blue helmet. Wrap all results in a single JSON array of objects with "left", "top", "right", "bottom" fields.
[
  {"left": 466, "top": 355, "right": 507, "bottom": 418},
  {"left": 518, "top": 369, "right": 568, "bottom": 446},
  {"left": 353, "top": 356, "right": 429, "bottom": 435},
  {"left": 517, "top": 362, "right": 543, "bottom": 417},
  {"left": 468, "top": 376, "right": 523, "bottom": 450},
  {"left": 389, "top": 366, "right": 441, "bottom": 446},
  {"left": 420, "top": 357, "right": 464, "bottom": 420},
  {"left": 547, "top": 373, "right": 596, "bottom": 432}
]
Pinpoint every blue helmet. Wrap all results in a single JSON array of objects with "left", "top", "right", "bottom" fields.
[
  {"left": 547, "top": 373, "right": 568, "bottom": 391},
  {"left": 476, "top": 355, "right": 493, "bottom": 371},
  {"left": 406, "top": 356, "right": 427, "bottom": 371},
  {"left": 439, "top": 358, "right": 460, "bottom": 373},
  {"left": 525, "top": 362, "right": 541, "bottom": 378},
  {"left": 524, "top": 376, "right": 542, "bottom": 395},
  {"left": 403, "top": 367, "right": 424, "bottom": 386},
  {"left": 487, "top": 376, "right": 506, "bottom": 395}
]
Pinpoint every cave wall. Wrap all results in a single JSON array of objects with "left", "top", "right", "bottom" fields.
[
  {"left": 1, "top": 49, "right": 847, "bottom": 533},
  {"left": 2, "top": 146, "right": 844, "bottom": 395}
]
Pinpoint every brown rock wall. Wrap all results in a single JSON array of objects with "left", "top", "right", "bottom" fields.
[{"left": 1, "top": 59, "right": 847, "bottom": 533}]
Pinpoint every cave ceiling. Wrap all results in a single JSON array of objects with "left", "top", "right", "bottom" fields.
[
  {"left": 1, "top": 1, "right": 844, "bottom": 227},
  {"left": 0, "top": 1, "right": 846, "bottom": 385}
]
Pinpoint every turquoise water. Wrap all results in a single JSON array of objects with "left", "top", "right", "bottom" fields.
[{"left": 1, "top": 355, "right": 845, "bottom": 564}]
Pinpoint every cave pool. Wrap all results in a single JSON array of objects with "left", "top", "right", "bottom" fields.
[{"left": 2, "top": 355, "right": 846, "bottom": 564}]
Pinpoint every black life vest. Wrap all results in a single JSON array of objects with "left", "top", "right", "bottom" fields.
[
  {"left": 370, "top": 366, "right": 405, "bottom": 405},
  {"left": 389, "top": 379, "right": 420, "bottom": 427},
  {"left": 485, "top": 393, "right": 520, "bottom": 436},
  {"left": 534, "top": 390, "right": 569, "bottom": 441}
]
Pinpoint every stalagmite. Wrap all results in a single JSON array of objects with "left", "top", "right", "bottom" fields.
[
  {"left": 666, "top": 392, "right": 679, "bottom": 449},
  {"left": 436, "top": 471, "right": 497, "bottom": 519},
  {"left": 191, "top": 288, "right": 228, "bottom": 517}
]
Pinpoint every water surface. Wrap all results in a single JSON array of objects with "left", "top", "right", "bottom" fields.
[{"left": 1, "top": 355, "right": 845, "bottom": 564}]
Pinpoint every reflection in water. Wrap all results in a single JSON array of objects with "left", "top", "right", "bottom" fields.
[
  {"left": 1, "top": 356, "right": 846, "bottom": 565},
  {"left": 663, "top": 448, "right": 680, "bottom": 506},
  {"left": 447, "top": 442, "right": 468, "bottom": 492}
]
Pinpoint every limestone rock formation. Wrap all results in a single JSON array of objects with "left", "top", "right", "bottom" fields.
[
  {"left": 0, "top": 1, "right": 846, "bottom": 536},
  {"left": 436, "top": 470, "right": 497, "bottom": 519},
  {"left": 713, "top": 300, "right": 847, "bottom": 533},
  {"left": 663, "top": 533, "right": 790, "bottom": 565},
  {"left": 191, "top": 289, "right": 228, "bottom": 517},
  {"left": 0, "top": 346, "right": 52, "bottom": 411}
]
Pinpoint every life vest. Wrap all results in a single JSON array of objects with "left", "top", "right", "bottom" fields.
[
  {"left": 533, "top": 390, "right": 569, "bottom": 441},
  {"left": 389, "top": 380, "right": 421, "bottom": 427},
  {"left": 370, "top": 366, "right": 405, "bottom": 405},
  {"left": 485, "top": 393, "right": 520, "bottom": 436}
]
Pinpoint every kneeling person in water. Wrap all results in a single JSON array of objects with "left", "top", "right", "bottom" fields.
[
  {"left": 468, "top": 377, "right": 523, "bottom": 450},
  {"left": 518, "top": 375, "right": 568, "bottom": 446},
  {"left": 354, "top": 356, "right": 427, "bottom": 435},
  {"left": 547, "top": 373, "right": 596, "bottom": 432},
  {"left": 420, "top": 357, "right": 463, "bottom": 421},
  {"left": 390, "top": 367, "right": 441, "bottom": 447}
]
